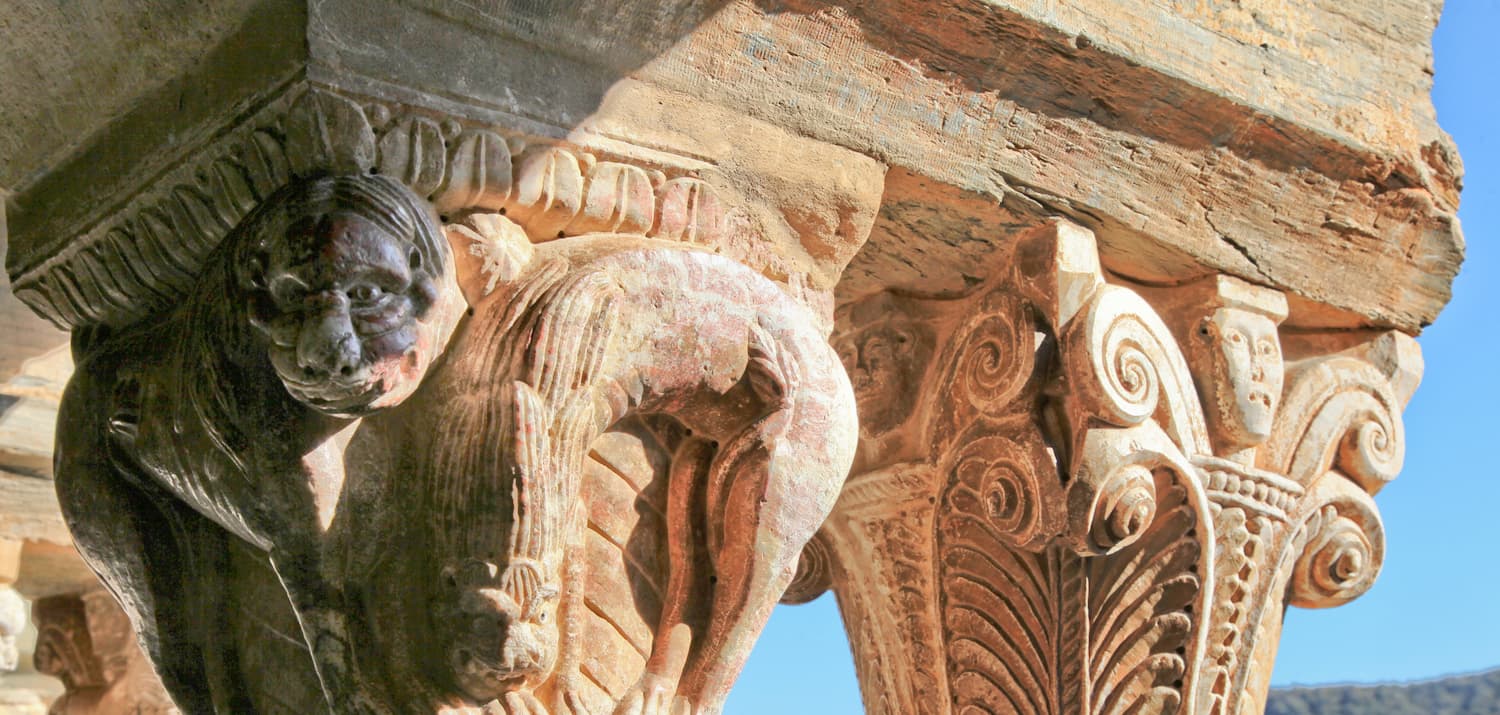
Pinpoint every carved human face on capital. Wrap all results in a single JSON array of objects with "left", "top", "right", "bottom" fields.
[
  {"left": 1199, "top": 307, "right": 1284, "bottom": 449},
  {"left": 250, "top": 211, "right": 442, "bottom": 417},
  {"left": 836, "top": 320, "right": 932, "bottom": 436}
]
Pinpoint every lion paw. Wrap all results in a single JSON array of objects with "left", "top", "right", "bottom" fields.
[
  {"left": 553, "top": 686, "right": 596, "bottom": 715},
  {"left": 612, "top": 674, "right": 690, "bottom": 715}
]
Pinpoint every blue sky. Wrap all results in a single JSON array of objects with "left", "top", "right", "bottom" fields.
[
  {"left": 1274, "top": 0, "right": 1500, "bottom": 688},
  {"left": 727, "top": 1, "right": 1498, "bottom": 710}
]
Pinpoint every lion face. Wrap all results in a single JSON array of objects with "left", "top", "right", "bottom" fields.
[
  {"left": 249, "top": 208, "right": 451, "bottom": 417},
  {"left": 437, "top": 559, "right": 561, "bottom": 699}
]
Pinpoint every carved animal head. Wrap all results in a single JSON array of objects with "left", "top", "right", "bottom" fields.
[
  {"left": 437, "top": 559, "right": 560, "bottom": 700},
  {"left": 233, "top": 175, "right": 463, "bottom": 416}
]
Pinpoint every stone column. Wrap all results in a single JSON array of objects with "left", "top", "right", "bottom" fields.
[
  {"left": 0, "top": 327, "right": 175, "bottom": 713},
  {"left": 0, "top": 2, "right": 1459, "bottom": 714},
  {"left": 32, "top": 590, "right": 177, "bottom": 715}
]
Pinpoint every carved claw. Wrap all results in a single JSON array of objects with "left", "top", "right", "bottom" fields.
[
  {"left": 553, "top": 686, "right": 594, "bottom": 715},
  {"left": 613, "top": 673, "right": 690, "bottom": 715}
]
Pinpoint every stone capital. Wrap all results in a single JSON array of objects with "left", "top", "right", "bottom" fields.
[{"left": 823, "top": 220, "right": 1419, "bottom": 715}]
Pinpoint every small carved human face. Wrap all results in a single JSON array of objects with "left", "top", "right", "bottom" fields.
[
  {"left": 1199, "top": 307, "right": 1283, "bottom": 449},
  {"left": 252, "top": 211, "right": 441, "bottom": 417},
  {"left": 836, "top": 322, "right": 929, "bottom": 436}
]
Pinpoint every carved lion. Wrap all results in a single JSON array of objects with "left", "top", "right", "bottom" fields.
[
  {"left": 341, "top": 212, "right": 859, "bottom": 714},
  {"left": 54, "top": 174, "right": 466, "bottom": 712},
  {"left": 54, "top": 174, "right": 857, "bottom": 715}
]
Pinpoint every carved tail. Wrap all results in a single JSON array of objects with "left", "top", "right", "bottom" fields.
[{"left": 703, "top": 318, "right": 800, "bottom": 563}]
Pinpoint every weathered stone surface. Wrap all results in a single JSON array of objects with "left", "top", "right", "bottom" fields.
[
  {"left": 0, "top": 0, "right": 287, "bottom": 191},
  {"left": 2, "top": 0, "right": 1462, "bottom": 332},
  {"left": 0, "top": 1, "right": 1459, "bottom": 714},
  {"left": 825, "top": 220, "right": 1415, "bottom": 714},
  {"left": 48, "top": 174, "right": 859, "bottom": 713}
]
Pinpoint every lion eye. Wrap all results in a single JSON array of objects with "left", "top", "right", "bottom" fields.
[{"left": 347, "top": 284, "right": 383, "bottom": 304}]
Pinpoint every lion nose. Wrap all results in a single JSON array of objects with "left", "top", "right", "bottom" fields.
[
  {"left": 298, "top": 308, "right": 362, "bottom": 378},
  {"left": 501, "top": 635, "right": 543, "bottom": 672}
]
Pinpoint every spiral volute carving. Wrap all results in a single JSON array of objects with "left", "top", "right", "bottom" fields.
[
  {"left": 1269, "top": 357, "right": 1406, "bottom": 494},
  {"left": 1288, "top": 483, "right": 1385, "bottom": 609},
  {"left": 951, "top": 299, "right": 1033, "bottom": 418},
  {"left": 944, "top": 435, "right": 1058, "bottom": 551},
  {"left": 1085, "top": 305, "right": 1162, "bottom": 426},
  {"left": 1085, "top": 463, "right": 1159, "bottom": 554},
  {"left": 1070, "top": 287, "right": 1210, "bottom": 453},
  {"left": 1338, "top": 400, "right": 1404, "bottom": 493}
]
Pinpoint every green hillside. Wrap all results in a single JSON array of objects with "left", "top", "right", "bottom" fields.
[{"left": 1267, "top": 668, "right": 1500, "bottom": 715}]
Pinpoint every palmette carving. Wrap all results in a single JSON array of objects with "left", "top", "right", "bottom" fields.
[{"left": 825, "top": 218, "right": 1421, "bottom": 715}]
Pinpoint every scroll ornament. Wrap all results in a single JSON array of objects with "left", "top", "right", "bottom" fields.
[{"left": 931, "top": 219, "right": 1420, "bottom": 715}]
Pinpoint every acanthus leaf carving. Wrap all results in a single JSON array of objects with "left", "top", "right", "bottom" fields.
[
  {"left": 935, "top": 430, "right": 1210, "bottom": 715},
  {"left": 826, "top": 217, "right": 1426, "bottom": 715},
  {"left": 834, "top": 220, "right": 1216, "bottom": 715}
]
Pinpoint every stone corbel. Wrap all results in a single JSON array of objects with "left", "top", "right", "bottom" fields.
[
  {"left": 822, "top": 218, "right": 1419, "bottom": 715},
  {"left": 45, "top": 82, "right": 869, "bottom": 713}
]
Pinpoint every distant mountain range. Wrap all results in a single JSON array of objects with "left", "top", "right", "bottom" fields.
[{"left": 1267, "top": 667, "right": 1500, "bottom": 715}]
